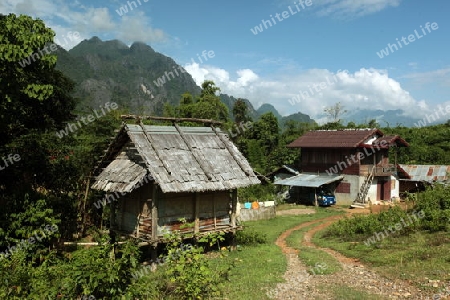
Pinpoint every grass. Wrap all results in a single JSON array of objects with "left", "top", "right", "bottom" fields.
[
  {"left": 314, "top": 227, "right": 450, "bottom": 294},
  {"left": 285, "top": 224, "right": 342, "bottom": 275},
  {"left": 211, "top": 207, "right": 343, "bottom": 300}
]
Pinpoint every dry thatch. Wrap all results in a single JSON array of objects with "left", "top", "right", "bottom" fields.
[{"left": 91, "top": 123, "right": 260, "bottom": 193}]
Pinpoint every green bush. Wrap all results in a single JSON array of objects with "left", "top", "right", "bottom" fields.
[
  {"left": 0, "top": 237, "right": 141, "bottom": 299},
  {"left": 126, "top": 232, "right": 234, "bottom": 300},
  {"left": 323, "top": 206, "right": 417, "bottom": 241},
  {"left": 236, "top": 228, "right": 267, "bottom": 245},
  {"left": 415, "top": 185, "right": 450, "bottom": 212},
  {"left": 323, "top": 185, "right": 450, "bottom": 243},
  {"left": 414, "top": 185, "right": 450, "bottom": 232},
  {"left": 238, "top": 183, "right": 276, "bottom": 202}
]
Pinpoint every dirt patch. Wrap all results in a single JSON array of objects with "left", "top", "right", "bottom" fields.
[{"left": 276, "top": 208, "right": 316, "bottom": 216}]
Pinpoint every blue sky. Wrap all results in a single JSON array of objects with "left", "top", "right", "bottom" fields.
[{"left": 2, "top": 0, "right": 449, "bottom": 122}]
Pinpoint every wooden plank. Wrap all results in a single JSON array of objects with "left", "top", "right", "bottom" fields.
[
  {"left": 121, "top": 114, "right": 223, "bottom": 125},
  {"left": 231, "top": 189, "right": 237, "bottom": 228},
  {"left": 213, "top": 193, "right": 216, "bottom": 229},
  {"left": 194, "top": 193, "right": 199, "bottom": 234},
  {"left": 151, "top": 184, "right": 158, "bottom": 240}
]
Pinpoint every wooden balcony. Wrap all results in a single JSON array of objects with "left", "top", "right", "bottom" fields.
[{"left": 360, "top": 164, "right": 397, "bottom": 177}]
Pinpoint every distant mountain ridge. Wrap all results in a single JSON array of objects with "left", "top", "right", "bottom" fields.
[
  {"left": 343, "top": 108, "right": 424, "bottom": 128},
  {"left": 54, "top": 37, "right": 435, "bottom": 129},
  {"left": 56, "top": 37, "right": 201, "bottom": 115},
  {"left": 55, "top": 36, "right": 315, "bottom": 125}
]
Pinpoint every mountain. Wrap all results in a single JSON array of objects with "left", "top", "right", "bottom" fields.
[
  {"left": 282, "top": 112, "right": 315, "bottom": 125},
  {"left": 344, "top": 109, "right": 423, "bottom": 127},
  {"left": 256, "top": 104, "right": 282, "bottom": 120},
  {"left": 55, "top": 37, "right": 315, "bottom": 125},
  {"left": 56, "top": 37, "right": 201, "bottom": 115},
  {"left": 256, "top": 104, "right": 315, "bottom": 125},
  {"left": 219, "top": 94, "right": 259, "bottom": 120}
]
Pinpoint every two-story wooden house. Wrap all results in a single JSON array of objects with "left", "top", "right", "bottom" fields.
[{"left": 278, "top": 128, "right": 409, "bottom": 206}]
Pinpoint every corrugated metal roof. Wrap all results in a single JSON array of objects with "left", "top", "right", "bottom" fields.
[
  {"left": 287, "top": 129, "right": 383, "bottom": 148},
  {"left": 92, "top": 124, "right": 260, "bottom": 194},
  {"left": 274, "top": 173, "right": 344, "bottom": 188},
  {"left": 398, "top": 164, "right": 450, "bottom": 182}
]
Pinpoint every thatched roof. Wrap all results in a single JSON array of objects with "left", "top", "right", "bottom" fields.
[{"left": 91, "top": 123, "right": 260, "bottom": 193}]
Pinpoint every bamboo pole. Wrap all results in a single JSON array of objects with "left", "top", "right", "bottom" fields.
[{"left": 120, "top": 114, "right": 222, "bottom": 125}]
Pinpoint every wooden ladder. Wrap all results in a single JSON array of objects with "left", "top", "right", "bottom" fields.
[{"left": 352, "top": 166, "right": 375, "bottom": 208}]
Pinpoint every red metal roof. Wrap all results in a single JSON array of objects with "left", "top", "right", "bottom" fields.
[{"left": 287, "top": 128, "right": 384, "bottom": 148}]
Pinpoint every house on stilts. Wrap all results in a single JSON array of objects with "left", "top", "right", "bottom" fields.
[{"left": 91, "top": 116, "right": 260, "bottom": 248}]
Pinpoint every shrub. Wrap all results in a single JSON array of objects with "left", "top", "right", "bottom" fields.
[
  {"left": 236, "top": 228, "right": 267, "bottom": 245},
  {"left": 414, "top": 185, "right": 450, "bottom": 232},
  {"left": 238, "top": 183, "right": 276, "bottom": 202},
  {"left": 323, "top": 206, "right": 416, "bottom": 241},
  {"left": 126, "top": 231, "right": 234, "bottom": 299}
]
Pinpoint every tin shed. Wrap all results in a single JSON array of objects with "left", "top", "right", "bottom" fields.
[{"left": 91, "top": 120, "right": 260, "bottom": 244}]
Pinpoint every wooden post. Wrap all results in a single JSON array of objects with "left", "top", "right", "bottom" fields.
[
  {"left": 151, "top": 184, "right": 158, "bottom": 241},
  {"left": 314, "top": 188, "right": 318, "bottom": 207},
  {"left": 194, "top": 192, "right": 200, "bottom": 234},
  {"left": 231, "top": 189, "right": 237, "bottom": 228},
  {"left": 213, "top": 193, "right": 216, "bottom": 230},
  {"left": 110, "top": 196, "right": 116, "bottom": 230},
  {"left": 110, "top": 199, "right": 117, "bottom": 245},
  {"left": 150, "top": 243, "right": 158, "bottom": 266}
]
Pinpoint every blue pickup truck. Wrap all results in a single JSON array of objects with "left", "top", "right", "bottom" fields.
[
  {"left": 286, "top": 186, "right": 336, "bottom": 206},
  {"left": 309, "top": 186, "right": 336, "bottom": 206}
]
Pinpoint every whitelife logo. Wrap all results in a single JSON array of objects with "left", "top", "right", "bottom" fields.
[
  {"left": 55, "top": 102, "right": 118, "bottom": 138},
  {"left": 0, "top": 224, "right": 58, "bottom": 260},
  {"left": 363, "top": 210, "right": 424, "bottom": 247},
  {"left": 288, "top": 72, "right": 340, "bottom": 105},
  {"left": 116, "top": 0, "right": 149, "bottom": 17},
  {"left": 325, "top": 140, "right": 390, "bottom": 176},
  {"left": 153, "top": 50, "right": 215, "bottom": 87},
  {"left": 414, "top": 103, "right": 450, "bottom": 128},
  {"left": 18, "top": 32, "right": 81, "bottom": 68},
  {"left": 376, "top": 22, "right": 439, "bottom": 59},
  {"left": 0, "top": 154, "right": 20, "bottom": 171},
  {"left": 250, "top": 0, "right": 313, "bottom": 35}
]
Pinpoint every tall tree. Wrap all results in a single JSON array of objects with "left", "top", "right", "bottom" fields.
[
  {"left": 196, "top": 80, "right": 229, "bottom": 122},
  {"left": 0, "top": 14, "right": 81, "bottom": 245},
  {"left": 232, "top": 99, "right": 252, "bottom": 124},
  {"left": 323, "top": 102, "right": 347, "bottom": 123}
]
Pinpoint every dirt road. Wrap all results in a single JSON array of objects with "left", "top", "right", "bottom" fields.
[{"left": 268, "top": 209, "right": 431, "bottom": 300}]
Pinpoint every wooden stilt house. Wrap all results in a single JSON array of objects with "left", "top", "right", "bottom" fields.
[{"left": 91, "top": 117, "right": 260, "bottom": 244}]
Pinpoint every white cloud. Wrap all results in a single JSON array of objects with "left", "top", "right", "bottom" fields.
[
  {"left": 0, "top": 0, "right": 167, "bottom": 48},
  {"left": 313, "top": 0, "right": 402, "bottom": 18},
  {"left": 116, "top": 13, "right": 166, "bottom": 43},
  {"left": 184, "top": 64, "right": 433, "bottom": 121},
  {"left": 401, "top": 68, "right": 450, "bottom": 86}
]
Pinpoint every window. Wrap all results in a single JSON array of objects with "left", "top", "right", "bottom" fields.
[{"left": 336, "top": 182, "right": 350, "bottom": 193}]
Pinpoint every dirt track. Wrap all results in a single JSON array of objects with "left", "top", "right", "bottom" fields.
[{"left": 268, "top": 208, "right": 432, "bottom": 300}]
